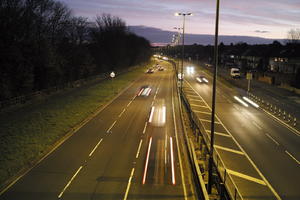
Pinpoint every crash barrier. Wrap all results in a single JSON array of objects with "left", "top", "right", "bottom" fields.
[
  {"left": 181, "top": 92, "right": 242, "bottom": 200},
  {"left": 248, "top": 92, "right": 297, "bottom": 127}
]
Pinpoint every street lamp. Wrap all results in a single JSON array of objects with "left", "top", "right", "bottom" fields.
[
  {"left": 173, "top": 28, "right": 181, "bottom": 74},
  {"left": 208, "top": 0, "right": 220, "bottom": 194},
  {"left": 175, "top": 12, "right": 192, "bottom": 92}
]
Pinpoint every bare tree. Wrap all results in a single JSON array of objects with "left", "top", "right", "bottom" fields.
[{"left": 287, "top": 28, "right": 300, "bottom": 44}]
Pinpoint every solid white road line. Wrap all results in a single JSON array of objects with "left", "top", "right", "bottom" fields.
[
  {"left": 170, "top": 137, "right": 176, "bottom": 185},
  {"left": 106, "top": 120, "right": 117, "bottom": 133},
  {"left": 58, "top": 166, "right": 83, "bottom": 198},
  {"left": 285, "top": 150, "right": 300, "bottom": 165},
  {"left": 123, "top": 168, "right": 135, "bottom": 200},
  {"left": 214, "top": 145, "right": 244, "bottom": 155},
  {"left": 265, "top": 133, "right": 279, "bottom": 146},
  {"left": 136, "top": 140, "right": 143, "bottom": 158},
  {"left": 142, "top": 137, "right": 152, "bottom": 184},
  {"left": 227, "top": 169, "right": 266, "bottom": 186},
  {"left": 89, "top": 139, "right": 103, "bottom": 157}
]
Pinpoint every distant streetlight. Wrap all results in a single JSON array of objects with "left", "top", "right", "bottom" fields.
[
  {"left": 207, "top": 0, "right": 220, "bottom": 194},
  {"left": 175, "top": 12, "right": 192, "bottom": 92}
]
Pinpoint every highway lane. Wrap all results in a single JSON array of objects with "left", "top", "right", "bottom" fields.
[
  {"left": 0, "top": 62, "right": 197, "bottom": 200},
  {"left": 184, "top": 63, "right": 300, "bottom": 200}
]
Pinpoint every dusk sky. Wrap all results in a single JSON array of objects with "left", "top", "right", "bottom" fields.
[{"left": 60, "top": 0, "right": 300, "bottom": 39}]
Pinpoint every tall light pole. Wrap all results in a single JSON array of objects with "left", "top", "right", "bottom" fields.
[
  {"left": 175, "top": 12, "right": 192, "bottom": 92},
  {"left": 173, "top": 27, "right": 182, "bottom": 76},
  {"left": 208, "top": 0, "right": 220, "bottom": 194}
]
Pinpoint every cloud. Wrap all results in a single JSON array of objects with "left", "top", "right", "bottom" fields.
[{"left": 255, "top": 30, "right": 269, "bottom": 33}]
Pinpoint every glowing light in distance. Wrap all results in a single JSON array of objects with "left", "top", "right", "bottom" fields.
[
  {"left": 243, "top": 97, "right": 259, "bottom": 108},
  {"left": 234, "top": 96, "right": 249, "bottom": 107}
]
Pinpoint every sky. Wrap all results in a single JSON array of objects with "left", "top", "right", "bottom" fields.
[{"left": 60, "top": 0, "right": 300, "bottom": 39}]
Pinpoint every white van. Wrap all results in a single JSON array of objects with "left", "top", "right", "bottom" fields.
[{"left": 230, "top": 68, "right": 241, "bottom": 78}]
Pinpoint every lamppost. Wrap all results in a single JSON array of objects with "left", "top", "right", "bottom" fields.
[
  {"left": 208, "top": 0, "right": 220, "bottom": 194},
  {"left": 174, "top": 27, "right": 182, "bottom": 75},
  {"left": 175, "top": 12, "right": 192, "bottom": 93}
]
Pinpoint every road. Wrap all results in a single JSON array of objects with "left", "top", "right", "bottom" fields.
[
  {"left": 0, "top": 62, "right": 197, "bottom": 200},
  {"left": 184, "top": 63, "right": 300, "bottom": 200}
]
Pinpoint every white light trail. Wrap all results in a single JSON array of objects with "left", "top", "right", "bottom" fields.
[
  {"left": 170, "top": 137, "right": 176, "bottom": 185},
  {"left": 149, "top": 107, "right": 155, "bottom": 122},
  {"left": 243, "top": 96, "right": 259, "bottom": 108},
  {"left": 234, "top": 96, "right": 249, "bottom": 107},
  {"left": 142, "top": 137, "right": 152, "bottom": 184}
]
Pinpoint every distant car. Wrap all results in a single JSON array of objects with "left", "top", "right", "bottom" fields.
[
  {"left": 196, "top": 75, "right": 209, "bottom": 83},
  {"left": 230, "top": 68, "right": 241, "bottom": 78},
  {"left": 137, "top": 86, "right": 152, "bottom": 97},
  {"left": 146, "top": 68, "right": 154, "bottom": 73},
  {"left": 158, "top": 66, "right": 164, "bottom": 71}
]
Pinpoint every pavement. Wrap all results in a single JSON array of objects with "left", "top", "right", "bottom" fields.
[{"left": 0, "top": 62, "right": 197, "bottom": 200}]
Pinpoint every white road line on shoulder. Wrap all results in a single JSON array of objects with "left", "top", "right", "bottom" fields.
[
  {"left": 107, "top": 120, "right": 117, "bottom": 133},
  {"left": 89, "top": 139, "right": 103, "bottom": 157},
  {"left": 190, "top": 104, "right": 208, "bottom": 108},
  {"left": 136, "top": 140, "right": 143, "bottom": 158},
  {"left": 214, "top": 145, "right": 244, "bottom": 155},
  {"left": 118, "top": 108, "right": 126, "bottom": 118},
  {"left": 265, "top": 133, "right": 279, "bottom": 146},
  {"left": 143, "top": 122, "right": 148, "bottom": 134},
  {"left": 58, "top": 166, "right": 83, "bottom": 198},
  {"left": 156, "top": 87, "right": 159, "bottom": 95},
  {"left": 194, "top": 110, "right": 211, "bottom": 115},
  {"left": 285, "top": 150, "right": 300, "bottom": 165},
  {"left": 123, "top": 168, "right": 135, "bottom": 200},
  {"left": 227, "top": 169, "right": 266, "bottom": 186},
  {"left": 151, "top": 101, "right": 154, "bottom": 106}
]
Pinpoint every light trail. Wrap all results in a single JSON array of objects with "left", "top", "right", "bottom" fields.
[
  {"left": 170, "top": 137, "right": 176, "bottom": 185},
  {"left": 142, "top": 137, "right": 152, "bottom": 184},
  {"left": 243, "top": 96, "right": 259, "bottom": 108},
  {"left": 234, "top": 96, "right": 249, "bottom": 107}
]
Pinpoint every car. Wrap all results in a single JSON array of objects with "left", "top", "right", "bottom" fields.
[
  {"left": 196, "top": 75, "right": 209, "bottom": 83},
  {"left": 137, "top": 86, "right": 152, "bottom": 97},
  {"left": 230, "top": 68, "right": 241, "bottom": 78},
  {"left": 158, "top": 66, "right": 164, "bottom": 71},
  {"left": 146, "top": 68, "right": 154, "bottom": 73}
]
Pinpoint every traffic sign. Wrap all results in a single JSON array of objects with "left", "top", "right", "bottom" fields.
[{"left": 110, "top": 71, "right": 115, "bottom": 78}]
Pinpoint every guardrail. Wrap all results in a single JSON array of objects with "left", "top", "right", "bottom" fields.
[
  {"left": 248, "top": 92, "right": 297, "bottom": 128},
  {"left": 181, "top": 91, "right": 242, "bottom": 200}
]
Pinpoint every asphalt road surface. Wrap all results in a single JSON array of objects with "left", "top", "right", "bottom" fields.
[
  {"left": 0, "top": 62, "right": 197, "bottom": 200},
  {"left": 184, "top": 63, "right": 300, "bottom": 200}
]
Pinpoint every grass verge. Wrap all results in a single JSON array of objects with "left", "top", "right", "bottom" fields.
[{"left": 0, "top": 62, "right": 150, "bottom": 188}]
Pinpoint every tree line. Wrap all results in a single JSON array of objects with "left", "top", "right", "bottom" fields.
[{"left": 0, "top": 0, "right": 151, "bottom": 100}]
